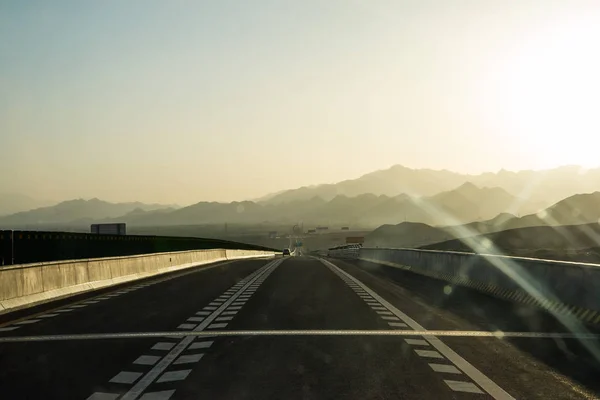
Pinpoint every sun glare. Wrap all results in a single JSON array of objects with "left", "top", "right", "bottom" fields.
[{"left": 484, "top": 15, "right": 600, "bottom": 168}]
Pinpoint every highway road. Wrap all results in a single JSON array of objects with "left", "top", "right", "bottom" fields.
[{"left": 0, "top": 256, "right": 599, "bottom": 399}]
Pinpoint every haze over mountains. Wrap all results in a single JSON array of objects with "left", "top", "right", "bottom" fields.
[
  {"left": 2, "top": 165, "right": 600, "bottom": 231},
  {"left": 257, "top": 164, "right": 600, "bottom": 208}
]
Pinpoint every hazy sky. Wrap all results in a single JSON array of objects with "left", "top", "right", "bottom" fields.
[{"left": 2, "top": 0, "right": 600, "bottom": 205}]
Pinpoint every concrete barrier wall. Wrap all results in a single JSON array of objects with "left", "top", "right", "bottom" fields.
[
  {"left": 358, "top": 248, "right": 600, "bottom": 324},
  {"left": 0, "top": 248, "right": 274, "bottom": 314}
]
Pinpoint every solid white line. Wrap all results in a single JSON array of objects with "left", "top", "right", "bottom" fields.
[
  {"left": 320, "top": 258, "right": 515, "bottom": 400},
  {"left": 69, "top": 304, "right": 87, "bottom": 308},
  {"left": 38, "top": 313, "right": 59, "bottom": 318},
  {"left": 0, "top": 327, "right": 18, "bottom": 332},
  {"left": 3, "top": 329, "right": 598, "bottom": 342},
  {"left": 119, "top": 259, "right": 282, "bottom": 400}
]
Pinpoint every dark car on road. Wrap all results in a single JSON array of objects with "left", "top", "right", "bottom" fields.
[{"left": 283, "top": 248, "right": 291, "bottom": 256}]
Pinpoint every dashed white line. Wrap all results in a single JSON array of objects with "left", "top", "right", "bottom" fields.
[
  {"left": 0, "top": 327, "right": 18, "bottom": 332},
  {"left": 157, "top": 369, "right": 191, "bottom": 383},
  {"left": 196, "top": 311, "right": 211, "bottom": 316},
  {"left": 415, "top": 349, "right": 444, "bottom": 359},
  {"left": 117, "top": 259, "right": 282, "bottom": 400},
  {"left": 139, "top": 390, "right": 175, "bottom": 400},
  {"left": 177, "top": 324, "right": 197, "bottom": 330},
  {"left": 188, "top": 341, "right": 213, "bottom": 350},
  {"left": 208, "top": 323, "right": 228, "bottom": 329},
  {"left": 38, "top": 313, "right": 59, "bottom": 318},
  {"left": 15, "top": 319, "right": 40, "bottom": 325},
  {"left": 444, "top": 380, "right": 484, "bottom": 394},
  {"left": 204, "top": 307, "right": 217, "bottom": 311},
  {"left": 87, "top": 393, "right": 119, "bottom": 400},
  {"left": 321, "top": 258, "right": 514, "bottom": 400},
  {"left": 152, "top": 342, "right": 175, "bottom": 351},
  {"left": 430, "top": 364, "right": 462, "bottom": 374},
  {"left": 174, "top": 354, "right": 204, "bottom": 364},
  {"left": 389, "top": 322, "right": 408, "bottom": 328},
  {"left": 187, "top": 317, "right": 204, "bottom": 323},
  {"left": 221, "top": 311, "right": 238, "bottom": 316},
  {"left": 405, "top": 339, "right": 429, "bottom": 346},
  {"left": 228, "top": 306, "right": 242, "bottom": 310},
  {"left": 110, "top": 371, "right": 143, "bottom": 384},
  {"left": 134, "top": 355, "right": 161, "bottom": 366},
  {"left": 216, "top": 316, "right": 233, "bottom": 322}
]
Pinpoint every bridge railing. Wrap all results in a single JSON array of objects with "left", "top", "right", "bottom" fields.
[{"left": 0, "top": 230, "right": 275, "bottom": 266}]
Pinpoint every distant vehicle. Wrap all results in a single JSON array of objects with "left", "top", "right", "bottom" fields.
[{"left": 282, "top": 248, "right": 291, "bottom": 256}]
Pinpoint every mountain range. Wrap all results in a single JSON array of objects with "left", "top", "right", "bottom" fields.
[
  {"left": 0, "top": 198, "right": 177, "bottom": 227},
  {"left": 257, "top": 164, "right": 600, "bottom": 209},
  {"left": 2, "top": 165, "right": 600, "bottom": 231}
]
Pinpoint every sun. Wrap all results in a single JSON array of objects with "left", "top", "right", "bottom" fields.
[{"left": 481, "top": 14, "right": 600, "bottom": 169}]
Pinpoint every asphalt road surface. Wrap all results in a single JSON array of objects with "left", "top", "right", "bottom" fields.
[{"left": 1, "top": 256, "right": 599, "bottom": 400}]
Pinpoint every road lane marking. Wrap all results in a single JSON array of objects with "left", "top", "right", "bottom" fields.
[
  {"left": 187, "top": 317, "right": 204, "bottom": 322},
  {"left": 216, "top": 316, "right": 234, "bottom": 322},
  {"left": 430, "top": 364, "right": 462, "bottom": 374},
  {"left": 221, "top": 311, "right": 238, "bottom": 316},
  {"left": 415, "top": 349, "right": 444, "bottom": 359},
  {"left": 87, "top": 393, "right": 120, "bottom": 400},
  {"left": 174, "top": 354, "right": 204, "bottom": 364},
  {"left": 188, "top": 341, "right": 213, "bottom": 350},
  {"left": 14, "top": 319, "right": 40, "bottom": 325},
  {"left": 0, "top": 327, "right": 18, "bottom": 332},
  {"left": 38, "top": 313, "right": 59, "bottom": 318},
  {"left": 389, "top": 322, "right": 408, "bottom": 328},
  {"left": 4, "top": 329, "right": 600, "bottom": 342},
  {"left": 152, "top": 343, "right": 175, "bottom": 351},
  {"left": 177, "top": 324, "right": 197, "bottom": 330},
  {"left": 134, "top": 356, "right": 161, "bottom": 366},
  {"left": 196, "top": 311, "right": 210, "bottom": 316},
  {"left": 208, "top": 323, "right": 228, "bottom": 329},
  {"left": 444, "top": 380, "right": 484, "bottom": 394},
  {"left": 227, "top": 306, "right": 242, "bottom": 310},
  {"left": 405, "top": 339, "right": 429, "bottom": 346},
  {"left": 118, "top": 258, "right": 283, "bottom": 400},
  {"left": 110, "top": 371, "right": 143, "bottom": 384},
  {"left": 157, "top": 370, "right": 191, "bottom": 383},
  {"left": 321, "top": 258, "right": 514, "bottom": 400},
  {"left": 203, "top": 306, "right": 217, "bottom": 311},
  {"left": 139, "top": 390, "right": 175, "bottom": 400}
]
